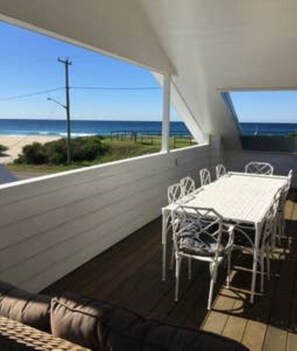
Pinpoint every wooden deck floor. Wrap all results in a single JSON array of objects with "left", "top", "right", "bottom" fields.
[{"left": 43, "top": 193, "right": 297, "bottom": 351}]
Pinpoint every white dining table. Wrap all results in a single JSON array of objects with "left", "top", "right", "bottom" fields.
[{"left": 162, "top": 171, "right": 288, "bottom": 303}]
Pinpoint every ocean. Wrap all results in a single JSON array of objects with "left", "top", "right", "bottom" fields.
[
  {"left": 0, "top": 119, "right": 296, "bottom": 137},
  {"left": 0, "top": 119, "right": 190, "bottom": 137},
  {"left": 240, "top": 122, "right": 297, "bottom": 136}
]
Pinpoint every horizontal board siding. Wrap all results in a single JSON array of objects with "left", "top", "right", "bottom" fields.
[{"left": 0, "top": 144, "right": 214, "bottom": 292}]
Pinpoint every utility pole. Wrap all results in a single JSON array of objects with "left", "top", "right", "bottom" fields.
[{"left": 58, "top": 57, "right": 72, "bottom": 163}]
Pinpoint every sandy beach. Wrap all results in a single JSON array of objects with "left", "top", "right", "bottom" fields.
[{"left": 0, "top": 135, "right": 61, "bottom": 164}]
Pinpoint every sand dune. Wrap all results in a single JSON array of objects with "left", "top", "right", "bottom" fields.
[{"left": 0, "top": 135, "right": 60, "bottom": 164}]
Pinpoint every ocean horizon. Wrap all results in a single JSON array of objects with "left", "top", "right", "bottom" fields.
[
  {"left": 0, "top": 119, "right": 296, "bottom": 137},
  {"left": 0, "top": 119, "right": 190, "bottom": 137}
]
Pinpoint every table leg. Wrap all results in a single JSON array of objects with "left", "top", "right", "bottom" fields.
[
  {"left": 162, "top": 209, "right": 169, "bottom": 281},
  {"left": 250, "top": 222, "right": 261, "bottom": 303}
]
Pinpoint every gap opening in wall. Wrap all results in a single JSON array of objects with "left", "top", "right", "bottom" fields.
[
  {"left": 0, "top": 21, "right": 192, "bottom": 184},
  {"left": 228, "top": 90, "right": 297, "bottom": 136},
  {"left": 227, "top": 90, "right": 297, "bottom": 152}
]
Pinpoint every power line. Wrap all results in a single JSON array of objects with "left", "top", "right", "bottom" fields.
[
  {"left": 0, "top": 86, "right": 160, "bottom": 102},
  {"left": 0, "top": 88, "right": 64, "bottom": 102},
  {"left": 71, "top": 86, "right": 161, "bottom": 91}
]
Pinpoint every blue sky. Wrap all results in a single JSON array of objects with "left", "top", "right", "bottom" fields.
[
  {"left": 0, "top": 21, "right": 296, "bottom": 124},
  {"left": 0, "top": 21, "right": 174, "bottom": 121},
  {"left": 230, "top": 91, "right": 297, "bottom": 123}
]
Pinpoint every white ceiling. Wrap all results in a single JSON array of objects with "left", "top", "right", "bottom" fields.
[{"left": 140, "top": 0, "right": 297, "bottom": 147}]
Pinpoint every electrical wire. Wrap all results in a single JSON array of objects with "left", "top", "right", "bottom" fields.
[
  {"left": 0, "top": 88, "right": 64, "bottom": 102},
  {"left": 0, "top": 86, "right": 160, "bottom": 102},
  {"left": 71, "top": 86, "right": 161, "bottom": 91}
]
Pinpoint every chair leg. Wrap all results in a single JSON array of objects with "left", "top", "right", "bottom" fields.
[
  {"left": 188, "top": 257, "right": 192, "bottom": 280},
  {"left": 276, "top": 216, "right": 281, "bottom": 246},
  {"left": 207, "top": 263, "right": 216, "bottom": 310},
  {"left": 226, "top": 251, "right": 231, "bottom": 289},
  {"left": 175, "top": 256, "right": 182, "bottom": 302},
  {"left": 266, "top": 245, "right": 271, "bottom": 280},
  {"left": 170, "top": 241, "right": 175, "bottom": 270},
  {"left": 260, "top": 250, "right": 264, "bottom": 293}
]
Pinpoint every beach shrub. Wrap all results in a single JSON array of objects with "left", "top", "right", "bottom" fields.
[
  {"left": 17, "top": 142, "right": 47, "bottom": 164},
  {"left": 14, "top": 136, "right": 109, "bottom": 165},
  {"left": 46, "top": 139, "right": 68, "bottom": 164},
  {"left": 0, "top": 144, "right": 8, "bottom": 155},
  {"left": 71, "top": 136, "right": 108, "bottom": 162}
]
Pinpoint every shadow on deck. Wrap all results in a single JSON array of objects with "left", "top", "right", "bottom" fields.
[{"left": 43, "top": 197, "right": 297, "bottom": 351}]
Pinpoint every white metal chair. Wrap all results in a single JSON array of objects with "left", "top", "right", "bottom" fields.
[
  {"left": 260, "top": 192, "right": 281, "bottom": 287},
  {"left": 275, "top": 169, "right": 293, "bottom": 244},
  {"left": 245, "top": 162, "right": 274, "bottom": 175},
  {"left": 180, "top": 176, "right": 196, "bottom": 196},
  {"left": 168, "top": 183, "right": 183, "bottom": 204},
  {"left": 215, "top": 164, "right": 226, "bottom": 179},
  {"left": 166, "top": 183, "right": 184, "bottom": 273},
  {"left": 199, "top": 168, "right": 211, "bottom": 186},
  {"left": 172, "top": 205, "right": 234, "bottom": 310},
  {"left": 233, "top": 190, "right": 281, "bottom": 292}
]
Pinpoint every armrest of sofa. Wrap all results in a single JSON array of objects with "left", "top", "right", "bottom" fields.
[{"left": 0, "top": 280, "right": 51, "bottom": 333}]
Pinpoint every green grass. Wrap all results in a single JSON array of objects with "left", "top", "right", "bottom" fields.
[{"left": 6, "top": 136, "right": 194, "bottom": 175}]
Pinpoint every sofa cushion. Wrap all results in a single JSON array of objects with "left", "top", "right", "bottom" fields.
[
  {"left": 0, "top": 281, "right": 51, "bottom": 333},
  {"left": 51, "top": 293, "right": 111, "bottom": 350},
  {"left": 51, "top": 293, "right": 248, "bottom": 351}
]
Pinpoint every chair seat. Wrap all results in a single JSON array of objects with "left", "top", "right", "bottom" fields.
[
  {"left": 180, "top": 238, "right": 224, "bottom": 257},
  {"left": 179, "top": 234, "right": 225, "bottom": 257}
]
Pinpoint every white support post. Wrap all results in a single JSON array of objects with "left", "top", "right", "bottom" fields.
[{"left": 161, "top": 73, "right": 171, "bottom": 152}]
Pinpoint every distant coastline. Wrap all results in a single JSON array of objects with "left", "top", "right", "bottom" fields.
[
  {"left": 0, "top": 119, "right": 190, "bottom": 137},
  {"left": 240, "top": 122, "right": 297, "bottom": 136},
  {"left": 0, "top": 119, "right": 296, "bottom": 137}
]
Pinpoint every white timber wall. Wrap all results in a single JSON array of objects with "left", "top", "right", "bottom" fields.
[
  {"left": 225, "top": 151, "right": 297, "bottom": 187},
  {"left": 0, "top": 143, "right": 219, "bottom": 293}
]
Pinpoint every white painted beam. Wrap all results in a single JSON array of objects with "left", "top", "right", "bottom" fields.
[{"left": 161, "top": 74, "right": 171, "bottom": 152}]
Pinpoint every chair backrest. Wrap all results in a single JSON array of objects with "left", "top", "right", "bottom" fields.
[
  {"left": 277, "top": 170, "right": 293, "bottom": 210},
  {"left": 172, "top": 205, "right": 227, "bottom": 260},
  {"left": 215, "top": 164, "right": 226, "bottom": 179},
  {"left": 200, "top": 168, "right": 211, "bottom": 186},
  {"left": 167, "top": 183, "right": 183, "bottom": 204},
  {"left": 286, "top": 169, "right": 293, "bottom": 192},
  {"left": 180, "top": 176, "right": 195, "bottom": 196},
  {"left": 262, "top": 191, "right": 281, "bottom": 245},
  {"left": 172, "top": 206, "right": 225, "bottom": 259},
  {"left": 245, "top": 162, "right": 274, "bottom": 175}
]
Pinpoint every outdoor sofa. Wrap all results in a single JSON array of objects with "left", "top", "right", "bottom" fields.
[{"left": 0, "top": 280, "right": 249, "bottom": 350}]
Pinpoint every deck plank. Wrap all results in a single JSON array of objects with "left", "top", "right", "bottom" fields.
[
  {"left": 291, "top": 202, "right": 297, "bottom": 220},
  {"left": 222, "top": 290, "right": 251, "bottom": 342},
  {"left": 287, "top": 332, "right": 297, "bottom": 351},
  {"left": 284, "top": 200, "right": 294, "bottom": 220},
  {"left": 263, "top": 326, "right": 287, "bottom": 351},
  {"left": 242, "top": 321, "right": 267, "bottom": 351}
]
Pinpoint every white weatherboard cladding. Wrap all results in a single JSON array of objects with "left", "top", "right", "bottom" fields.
[{"left": 0, "top": 144, "right": 216, "bottom": 293}]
